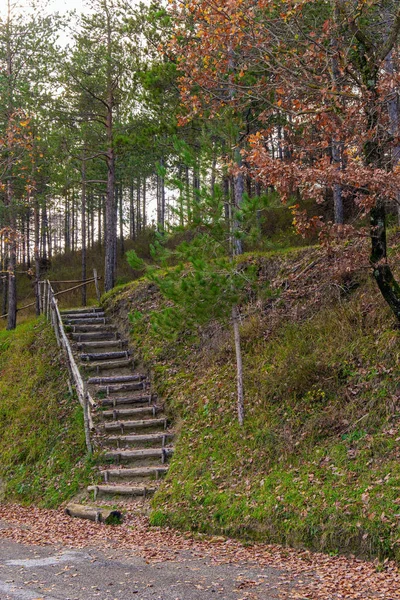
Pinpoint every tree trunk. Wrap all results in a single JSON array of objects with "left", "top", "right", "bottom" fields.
[
  {"left": 34, "top": 198, "right": 41, "bottom": 316},
  {"left": 7, "top": 232, "right": 17, "bottom": 330},
  {"left": 26, "top": 208, "right": 31, "bottom": 269},
  {"left": 223, "top": 174, "right": 230, "bottom": 225},
  {"left": 192, "top": 160, "right": 200, "bottom": 225},
  {"left": 129, "top": 182, "right": 135, "bottom": 240},
  {"left": 47, "top": 206, "right": 52, "bottom": 261},
  {"left": 362, "top": 60, "right": 400, "bottom": 322},
  {"left": 119, "top": 184, "right": 124, "bottom": 256},
  {"left": 98, "top": 194, "right": 102, "bottom": 249},
  {"left": 185, "top": 164, "right": 191, "bottom": 222},
  {"left": 233, "top": 147, "right": 244, "bottom": 255},
  {"left": 136, "top": 177, "right": 141, "bottom": 233},
  {"left": 81, "top": 152, "right": 87, "bottom": 306},
  {"left": 142, "top": 177, "right": 146, "bottom": 229},
  {"left": 370, "top": 198, "right": 400, "bottom": 320},
  {"left": 104, "top": 145, "right": 116, "bottom": 292},
  {"left": 385, "top": 47, "right": 400, "bottom": 224},
  {"left": 71, "top": 191, "right": 75, "bottom": 253},
  {"left": 331, "top": 3, "right": 344, "bottom": 224},
  {"left": 104, "top": 0, "right": 116, "bottom": 293},
  {"left": 232, "top": 305, "right": 244, "bottom": 426}
]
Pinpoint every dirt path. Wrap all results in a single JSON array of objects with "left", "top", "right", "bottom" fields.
[{"left": 0, "top": 504, "right": 399, "bottom": 599}]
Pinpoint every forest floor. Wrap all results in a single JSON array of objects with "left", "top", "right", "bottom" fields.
[{"left": 0, "top": 504, "right": 399, "bottom": 600}]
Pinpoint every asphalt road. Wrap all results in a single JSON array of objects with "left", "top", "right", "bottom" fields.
[{"left": 0, "top": 538, "right": 289, "bottom": 600}]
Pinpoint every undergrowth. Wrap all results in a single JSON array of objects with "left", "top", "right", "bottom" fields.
[
  {"left": 103, "top": 246, "right": 400, "bottom": 562},
  {"left": 0, "top": 319, "right": 92, "bottom": 507}
]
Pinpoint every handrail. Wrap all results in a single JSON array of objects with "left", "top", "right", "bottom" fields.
[
  {"left": 43, "top": 279, "right": 93, "bottom": 454},
  {"left": 0, "top": 270, "right": 101, "bottom": 319}
]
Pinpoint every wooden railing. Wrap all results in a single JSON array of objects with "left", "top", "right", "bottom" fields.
[
  {"left": 42, "top": 278, "right": 97, "bottom": 454},
  {"left": 0, "top": 269, "right": 101, "bottom": 319}
]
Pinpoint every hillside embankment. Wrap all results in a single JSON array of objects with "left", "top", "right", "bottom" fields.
[
  {"left": 103, "top": 241, "right": 400, "bottom": 562},
  {"left": 0, "top": 319, "right": 92, "bottom": 507}
]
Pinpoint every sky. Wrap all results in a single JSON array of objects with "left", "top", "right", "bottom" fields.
[
  {"left": 0, "top": 0, "right": 160, "bottom": 222},
  {"left": 46, "top": 0, "right": 85, "bottom": 13},
  {"left": 1, "top": 0, "right": 144, "bottom": 17},
  {"left": 0, "top": 0, "right": 85, "bottom": 19}
]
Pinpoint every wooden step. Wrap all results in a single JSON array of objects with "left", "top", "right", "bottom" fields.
[
  {"left": 62, "top": 312, "right": 105, "bottom": 320},
  {"left": 102, "top": 406, "right": 159, "bottom": 420},
  {"left": 87, "top": 484, "right": 155, "bottom": 499},
  {"left": 105, "top": 432, "right": 174, "bottom": 448},
  {"left": 104, "top": 447, "right": 174, "bottom": 463},
  {"left": 81, "top": 358, "right": 133, "bottom": 372},
  {"left": 62, "top": 307, "right": 103, "bottom": 315},
  {"left": 77, "top": 340, "right": 126, "bottom": 350},
  {"left": 100, "top": 466, "right": 168, "bottom": 482},
  {"left": 96, "top": 381, "right": 148, "bottom": 394},
  {"left": 81, "top": 351, "right": 130, "bottom": 362},
  {"left": 88, "top": 374, "right": 146, "bottom": 385},
  {"left": 98, "top": 394, "right": 152, "bottom": 408},
  {"left": 71, "top": 332, "right": 118, "bottom": 342},
  {"left": 104, "top": 417, "right": 167, "bottom": 432},
  {"left": 68, "top": 324, "right": 114, "bottom": 333},
  {"left": 64, "top": 317, "right": 107, "bottom": 325}
]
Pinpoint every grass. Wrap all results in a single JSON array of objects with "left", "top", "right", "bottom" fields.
[
  {"left": 103, "top": 246, "right": 400, "bottom": 562},
  {"left": 0, "top": 318, "right": 93, "bottom": 507}
]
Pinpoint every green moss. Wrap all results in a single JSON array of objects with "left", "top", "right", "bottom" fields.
[
  {"left": 105, "top": 249, "right": 400, "bottom": 562},
  {"left": 0, "top": 319, "right": 92, "bottom": 507}
]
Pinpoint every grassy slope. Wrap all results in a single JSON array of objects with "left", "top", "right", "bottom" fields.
[
  {"left": 0, "top": 319, "right": 92, "bottom": 507},
  {"left": 104, "top": 245, "right": 400, "bottom": 562}
]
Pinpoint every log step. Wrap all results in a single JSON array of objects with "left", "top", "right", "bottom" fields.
[
  {"left": 96, "top": 381, "right": 148, "bottom": 394},
  {"left": 98, "top": 394, "right": 152, "bottom": 407},
  {"left": 102, "top": 406, "right": 159, "bottom": 419},
  {"left": 105, "top": 447, "right": 174, "bottom": 462},
  {"left": 62, "top": 312, "right": 105, "bottom": 320},
  {"left": 88, "top": 374, "right": 146, "bottom": 385},
  {"left": 81, "top": 351, "right": 130, "bottom": 361},
  {"left": 87, "top": 484, "right": 156, "bottom": 498},
  {"left": 69, "top": 324, "right": 114, "bottom": 333},
  {"left": 77, "top": 340, "right": 126, "bottom": 350},
  {"left": 62, "top": 307, "right": 103, "bottom": 315},
  {"left": 71, "top": 332, "right": 118, "bottom": 341},
  {"left": 64, "top": 317, "right": 107, "bottom": 325},
  {"left": 104, "top": 418, "right": 167, "bottom": 432},
  {"left": 101, "top": 466, "right": 168, "bottom": 482},
  {"left": 81, "top": 358, "right": 133, "bottom": 371},
  {"left": 105, "top": 432, "right": 174, "bottom": 448},
  {"left": 65, "top": 503, "right": 122, "bottom": 524}
]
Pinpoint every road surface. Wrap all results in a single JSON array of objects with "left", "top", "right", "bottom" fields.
[{"left": 0, "top": 537, "right": 286, "bottom": 600}]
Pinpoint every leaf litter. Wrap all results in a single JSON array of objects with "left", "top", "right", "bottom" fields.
[{"left": 0, "top": 504, "right": 399, "bottom": 599}]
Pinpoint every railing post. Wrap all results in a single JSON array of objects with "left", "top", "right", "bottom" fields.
[
  {"left": 42, "top": 281, "right": 47, "bottom": 318},
  {"left": 51, "top": 297, "right": 61, "bottom": 347},
  {"left": 38, "top": 280, "right": 42, "bottom": 315},
  {"left": 82, "top": 381, "right": 93, "bottom": 455},
  {"left": 46, "top": 280, "right": 51, "bottom": 321},
  {"left": 93, "top": 268, "right": 101, "bottom": 303}
]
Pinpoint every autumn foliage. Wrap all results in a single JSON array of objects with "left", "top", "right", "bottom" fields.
[{"left": 168, "top": 0, "right": 400, "bottom": 318}]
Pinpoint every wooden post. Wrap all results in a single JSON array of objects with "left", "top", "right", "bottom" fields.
[
  {"left": 82, "top": 381, "right": 93, "bottom": 454},
  {"left": 47, "top": 281, "right": 51, "bottom": 320},
  {"left": 93, "top": 268, "right": 101, "bottom": 303},
  {"left": 51, "top": 298, "right": 61, "bottom": 347},
  {"left": 42, "top": 281, "right": 47, "bottom": 318},
  {"left": 37, "top": 280, "right": 42, "bottom": 315}
]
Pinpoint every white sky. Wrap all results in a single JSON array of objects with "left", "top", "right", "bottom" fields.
[
  {"left": 44, "top": 0, "right": 85, "bottom": 13},
  {"left": 0, "top": 0, "right": 161, "bottom": 223},
  {"left": 1, "top": 0, "right": 144, "bottom": 17},
  {"left": 0, "top": 0, "right": 85, "bottom": 19}
]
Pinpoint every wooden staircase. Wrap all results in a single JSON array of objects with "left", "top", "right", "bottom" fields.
[{"left": 61, "top": 306, "right": 174, "bottom": 504}]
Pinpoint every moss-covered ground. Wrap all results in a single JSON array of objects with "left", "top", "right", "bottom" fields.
[
  {"left": 103, "top": 245, "right": 400, "bottom": 562},
  {"left": 0, "top": 319, "right": 92, "bottom": 507}
]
